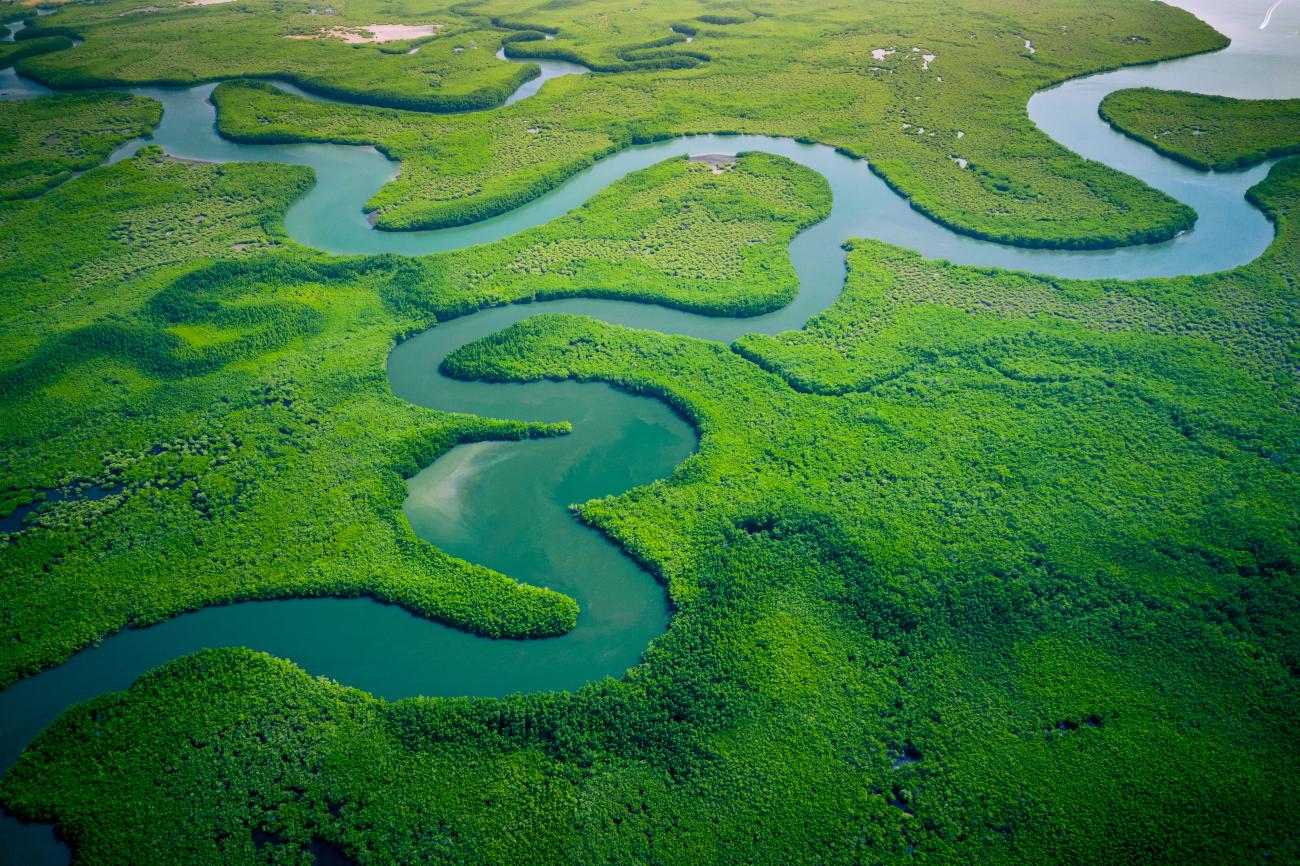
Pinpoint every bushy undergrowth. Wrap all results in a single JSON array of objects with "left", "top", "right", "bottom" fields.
[
  {"left": 5, "top": 153, "right": 1298, "bottom": 863},
  {"left": 0, "top": 34, "right": 73, "bottom": 68},
  {"left": 1100, "top": 87, "right": 1300, "bottom": 170},
  {"left": 20, "top": 0, "right": 1228, "bottom": 247},
  {"left": 735, "top": 157, "right": 1300, "bottom": 396},
  {"left": 0, "top": 91, "right": 160, "bottom": 199},
  {"left": 0, "top": 149, "right": 825, "bottom": 683},
  {"left": 14, "top": 5, "right": 535, "bottom": 112},
  {"left": 0, "top": 7, "right": 1296, "bottom": 863}
]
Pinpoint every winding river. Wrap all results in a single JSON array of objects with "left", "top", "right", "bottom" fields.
[{"left": 1, "top": 1, "right": 1298, "bottom": 861}]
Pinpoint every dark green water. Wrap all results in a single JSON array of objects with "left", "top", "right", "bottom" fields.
[{"left": 1, "top": 1, "right": 1298, "bottom": 860}]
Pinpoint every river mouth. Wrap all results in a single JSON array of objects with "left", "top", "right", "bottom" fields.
[{"left": 2, "top": 1, "right": 1299, "bottom": 862}]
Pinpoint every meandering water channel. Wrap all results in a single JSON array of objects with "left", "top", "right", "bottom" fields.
[{"left": 1, "top": 1, "right": 1298, "bottom": 861}]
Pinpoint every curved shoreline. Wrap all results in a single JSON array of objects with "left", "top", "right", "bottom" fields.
[
  {"left": 2, "top": 17, "right": 1284, "bottom": 274},
  {"left": 1, "top": 2, "right": 1299, "bottom": 861},
  {"left": 2, "top": 18, "right": 1283, "bottom": 270}
]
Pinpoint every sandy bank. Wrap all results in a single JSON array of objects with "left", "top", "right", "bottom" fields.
[{"left": 287, "top": 23, "right": 443, "bottom": 44}]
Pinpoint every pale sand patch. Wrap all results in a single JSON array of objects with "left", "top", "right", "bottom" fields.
[
  {"left": 921, "top": 53, "right": 935, "bottom": 70},
  {"left": 689, "top": 153, "right": 736, "bottom": 174},
  {"left": 122, "top": 0, "right": 232, "bottom": 13},
  {"left": 287, "top": 23, "right": 443, "bottom": 44},
  {"left": 871, "top": 48, "right": 895, "bottom": 60}
]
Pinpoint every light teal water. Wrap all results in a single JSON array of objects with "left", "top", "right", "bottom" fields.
[{"left": 1, "top": 2, "right": 1298, "bottom": 861}]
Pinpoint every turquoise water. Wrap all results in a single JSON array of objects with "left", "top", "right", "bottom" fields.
[{"left": 1, "top": 2, "right": 1298, "bottom": 861}]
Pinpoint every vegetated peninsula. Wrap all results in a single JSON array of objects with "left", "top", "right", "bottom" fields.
[
  {"left": 1100, "top": 87, "right": 1300, "bottom": 170},
  {"left": 0, "top": 0, "right": 1297, "bottom": 864},
  {"left": 0, "top": 91, "right": 160, "bottom": 198}
]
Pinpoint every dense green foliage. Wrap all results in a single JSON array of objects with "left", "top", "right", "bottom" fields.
[
  {"left": 418, "top": 151, "right": 830, "bottom": 318},
  {"left": 24, "top": 0, "right": 1230, "bottom": 247},
  {"left": 4, "top": 153, "right": 1298, "bottom": 866},
  {"left": 479, "top": 0, "right": 715, "bottom": 71},
  {"left": 0, "top": 149, "right": 824, "bottom": 684},
  {"left": 0, "top": 91, "right": 160, "bottom": 199},
  {"left": 734, "top": 157, "right": 1300, "bottom": 395},
  {"left": 1099, "top": 87, "right": 1300, "bottom": 170},
  {"left": 0, "top": 34, "right": 74, "bottom": 69},
  {"left": 12, "top": 1, "right": 537, "bottom": 111},
  {"left": 1, "top": 2, "right": 1298, "bottom": 864}
]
